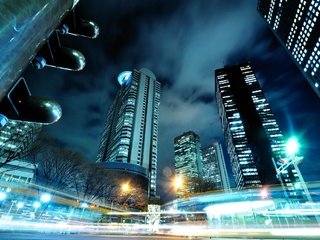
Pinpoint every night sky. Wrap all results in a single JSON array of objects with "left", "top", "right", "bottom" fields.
[{"left": 24, "top": 0, "right": 319, "bottom": 199}]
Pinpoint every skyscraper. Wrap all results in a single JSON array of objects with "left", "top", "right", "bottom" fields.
[
  {"left": 257, "top": 0, "right": 320, "bottom": 97},
  {"left": 215, "top": 63, "right": 306, "bottom": 201},
  {"left": 174, "top": 131, "right": 203, "bottom": 196},
  {"left": 96, "top": 68, "right": 160, "bottom": 198},
  {"left": 202, "top": 143, "right": 230, "bottom": 192}
]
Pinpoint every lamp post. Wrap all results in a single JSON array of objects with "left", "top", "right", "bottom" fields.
[
  {"left": 121, "top": 182, "right": 133, "bottom": 210},
  {"left": 17, "top": 202, "right": 24, "bottom": 210},
  {"left": 0, "top": 192, "right": 6, "bottom": 201},
  {"left": 173, "top": 176, "right": 183, "bottom": 190},
  {"left": 40, "top": 193, "right": 52, "bottom": 203},
  {"left": 273, "top": 137, "right": 312, "bottom": 203},
  {"left": 121, "top": 182, "right": 130, "bottom": 193},
  {"left": 33, "top": 201, "right": 41, "bottom": 214},
  {"left": 173, "top": 175, "right": 184, "bottom": 198},
  {"left": 80, "top": 202, "right": 88, "bottom": 220}
]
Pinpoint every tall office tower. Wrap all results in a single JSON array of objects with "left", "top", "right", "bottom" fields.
[
  {"left": 215, "top": 63, "right": 306, "bottom": 201},
  {"left": 96, "top": 68, "right": 160, "bottom": 198},
  {"left": 202, "top": 143, "right": 230, "bottom": 192},
  {"left": 174, "top": 131, "right": 203, "bottom": 197},
  {"left": 257, "top": 0, "right": 320, "bottom": 97}
]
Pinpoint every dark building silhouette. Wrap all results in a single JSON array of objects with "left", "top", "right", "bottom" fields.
[
  {"left": 215, "top": 63, "right": 306, "bottom": 201},
  {"left": 258, "top": 0, "right": 320, "bottom": 97}
]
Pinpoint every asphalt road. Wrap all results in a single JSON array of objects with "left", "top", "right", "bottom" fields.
[
  {"left": 0, "top": 233, "right": 191, "bottom": 240},
  {"left": 0, "top": 232, "right": 312, "bottom": 240}
]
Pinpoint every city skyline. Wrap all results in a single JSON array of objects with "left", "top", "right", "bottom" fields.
[{"left": 22, "top": 0, "right": 320, "bottom": 200}]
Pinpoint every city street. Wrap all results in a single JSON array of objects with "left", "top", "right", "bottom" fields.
[
  {"left": 0, "top": 233, "right": 308, "bottom": 240},
  {"left": 0, "top": 233, "right": 190, "bottom": 240}
]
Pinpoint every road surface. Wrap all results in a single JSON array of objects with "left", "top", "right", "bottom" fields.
[{"left": 0, "top": 232, "right": 310, "bottom": 240}]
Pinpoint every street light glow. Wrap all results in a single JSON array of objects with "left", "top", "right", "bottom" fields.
[
  {"left": 260, "top": 188, "right": 269, "bottom": 199},
  {"left": 121, "top": 182, "right": 130, "bottom": 193},
  {"left": 286, "top": 137, "right": 299, "bottom": 156},
  {"left": 0, "top": 192, "right": 6, "bottom": 201},
  {"left": 294, "top": 182, "right": 302, "bottom": 189},
  {"left": 173, "top": 176, "right": 183, "bottom": 190},
  {"left": 40, "top": 193, "right": 52, "bottom": 203},
  {"left": 81, "top": 202, "right": 89, "bottom": 208},
  {"left": 33, "top": 201, "right": 41, "bottom": 209},
  {"left": 17, "top": 202, "right": 24, "bottom": 209}
]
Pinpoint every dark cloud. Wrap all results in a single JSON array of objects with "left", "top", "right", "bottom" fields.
[
  {"left": 22, "top": 0, "right": 320, "bottom": 200},
  {"left": 193, "top": 93, "right": 214, "bottom": 104}
]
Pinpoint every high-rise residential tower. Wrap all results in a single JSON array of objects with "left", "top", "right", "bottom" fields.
[
  {"left": 202, "top": 143, "right": 230, "bottom": 192},
  {"left": 174, "top": 131, "right": 203, "bottom": 197},
  {"left": 257, "top": 0, "right": 320, "bottom": 97},
  {"left": 96, "top": 68, "right": 160, "bottom": 198},
  {"left": 215, "top": 63, "right": 306, "bottom": 202}
]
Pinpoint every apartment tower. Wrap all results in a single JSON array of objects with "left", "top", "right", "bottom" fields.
[{"left": 97, "top": 68, "right": 160, "bottom": 198}]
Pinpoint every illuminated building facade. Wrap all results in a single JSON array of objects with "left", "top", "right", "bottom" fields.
[
  {"left": 215, "top": 63, "right": 306, "bottom": 201},
  {"left": 0, "top": 121, "right": 41, "bottom": 184},
  {"left": 202, "top": 143, "right": 230, "bottom": 192},
  {"left": 257, "top": 0, "right": 320, "bottom": 97},
  {"left": 174, "top": 131, "right": 203, "bottom": 196},
  {"left": 0, "top": 121, "right": 41, "bottom": 160},
  {"left": 96, "top": 68, "right": 160, "bottom": 198}
]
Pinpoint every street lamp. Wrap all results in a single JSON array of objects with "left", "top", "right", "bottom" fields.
[
  {"left": 17, "top": 202, "right": 24, "bottom": 210},
  {"left": 33, "top": 201, "right": 41, "bottom": 215},
  {"left": 173, "top": 176, "right": 183, "bottom": 190},
  {"left": 33, "top": 201, "right": 41, "bottom": 209},
  {"left": 0, "top": 192, "right": 6, "bottom": 201},
  {"left": 80, "top": 202, "right": 89, "bottom": 208},
  {"left": 260, "top": 188, "right": 269, "bottom": 199},
  {"left": 272, "top": 137, "right": 312, "bottom": 203},
  {"left": 40, "top": 193, "right": 52, "bottom": 203},
  {"left": 80, "top": 202, "right": 89, "bottom": 220},
  {"left": 286, "top": 137, "right": 299, "bottom": 156},
  {"left": 121, "top": 182, "right": 130, "bottom": 193}
]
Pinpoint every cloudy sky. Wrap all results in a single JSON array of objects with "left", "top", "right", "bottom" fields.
[{"left": 24, "top": 0, "right": 319, "bottom": 199}]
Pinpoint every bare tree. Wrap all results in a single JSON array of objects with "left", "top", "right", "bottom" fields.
[{"left": 35, "top": 147, "right": 86, "bottom": 190}]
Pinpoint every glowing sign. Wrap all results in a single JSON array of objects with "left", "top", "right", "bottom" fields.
[{"left": 117, "top": 71, "right": 132, "bottom": 85}]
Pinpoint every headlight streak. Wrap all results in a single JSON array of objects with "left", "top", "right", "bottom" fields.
[
  {"left": 1, "top": 182, "right": 320, "bottom": 238},
  {"left": 0, "top": 219, "right": 320, "bottom": 238}
]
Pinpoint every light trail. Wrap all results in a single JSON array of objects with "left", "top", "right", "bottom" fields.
[
  {"left": 1, "top": 219, "right": 320, "bottom": 238},
  {"left": 1, "top": 181, "right": 320, "bottom": 238}
]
